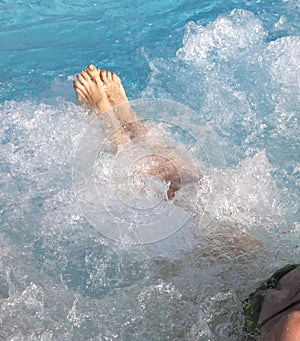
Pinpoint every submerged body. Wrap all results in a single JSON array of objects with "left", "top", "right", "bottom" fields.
[
  {"left": 73, "top": 64, "right": 300, "bottom": 341},
  {"left": 73, "top": 64, "right": 201, "bottom": 200}
]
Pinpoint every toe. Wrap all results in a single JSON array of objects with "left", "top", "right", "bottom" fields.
[
  {"left": 80, "top": 70, "right": 91, "bottom": 82},
  {"left": 73, "top": 83, "right": 87, "bottom": 102},
  {"left": 76, "top": 73, "right": 87, "bottom": 85},
  {"left": 73, "top": 79, "right": 79, "bottom": 88},
  {"left": 86, "top": 64, "right": 99, "bottom": 80},
  {"left": 74, "top": 77, "right": 85, "bottom": 88},
  {"left": 106, "top": 70, "right": 112, "bottom": 81},
  {"left": 106, "top": 70, "right": 113, "bottom": 81},
  {"left": 87, "top": 64, "right": 96, "bottom": 71},
  {"left": 100, "top": 69, "right": 108, "bottom": 82},
  {"left": 111, "top": 72, "right": 120, "bottom": 83}
]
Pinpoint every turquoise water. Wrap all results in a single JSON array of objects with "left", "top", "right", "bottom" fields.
[
  {"left": 1, "top": 0, "right": 299, "bottom": 103},
  {"left": 0, "top": 0, "right": 299, "bottom": 340}
]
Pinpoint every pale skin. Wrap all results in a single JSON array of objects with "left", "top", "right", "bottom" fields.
[{"left": 73, "top": 64, "right": 201, "bottom": 199}]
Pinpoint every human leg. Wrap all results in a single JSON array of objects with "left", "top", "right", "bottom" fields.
[
  {"left": 73, "top": 65, "right": 131, "bottom": 151},
  {"left": 97, "top": 66, "right": 148, "bottom": 139},
  {"left": 260, "top": 265, "right": 300, "bottom": 340},
  {"left": 261, "top": 309, "right": 300, "bottom": 341},
  {"left": 241, "top": 265, "right": 300, "bottom": 341},
  {"left": 73, "top": 64, "right": 202, "bottom": 198},
  {"left": 279, "top": 311, "right": 300, "bottom": 341}
]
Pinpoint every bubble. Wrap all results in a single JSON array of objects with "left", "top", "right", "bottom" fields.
[
  {"left": 0, "top": 274, "right": 9, "bottom": 299},
  {"left": 177, "top": 9, "right": 266, "bottom": 64},
  {"left": 72, "top": 99, "right": 225, "bottom": 244}
]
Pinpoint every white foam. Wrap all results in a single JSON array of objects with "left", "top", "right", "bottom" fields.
[
  {"left": 177, "top": 9, "right": 267, "bottom": 64},
  {"left": 195, "top": 151, "right": 284, "bottom": 230},
  {"left": 264, "top": 36, "right": 300, "bottom": 100},
  {"left": 0, "top": 8, "right": 299, "bottom": 339}
]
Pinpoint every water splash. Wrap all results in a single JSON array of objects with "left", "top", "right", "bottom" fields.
[{"left": 0, "top": 6, "right": 299, "bottom": 341}]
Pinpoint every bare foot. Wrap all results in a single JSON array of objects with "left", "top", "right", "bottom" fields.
[
  {"left": 73, "top": 65, "right": 131, "bottom": 149},
  {"left": 98, "top": 69, "right": 128, "bottom": 108},
  {"left": 73, "top": 64, "right": 200, "bottom": 196},
  {"left": 73, "top": 65, "right": 112, "bottom": 115},
  {"left": 97, "top": 68, "right": 139, "bottom": 127}
]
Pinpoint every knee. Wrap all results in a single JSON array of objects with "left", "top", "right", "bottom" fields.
[{"left": 280, "top": 311, "right": 300, "bottom": 341}]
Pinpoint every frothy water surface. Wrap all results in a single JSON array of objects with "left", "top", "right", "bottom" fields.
[{"left": 0, "top": 1, "right": 299, "bottom": 340}]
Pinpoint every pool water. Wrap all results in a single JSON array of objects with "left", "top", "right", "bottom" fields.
[{"left": 0, "top": 0, "right": 299, "bottom": 340}]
